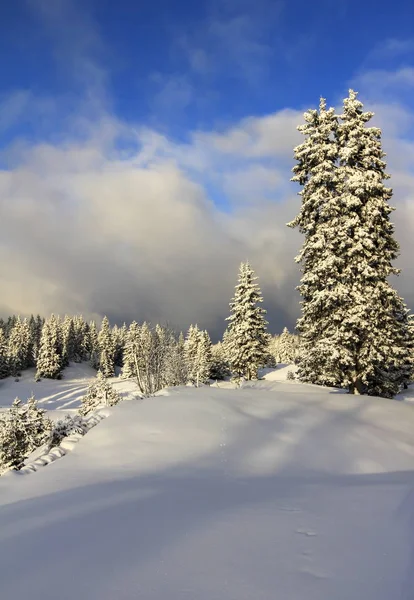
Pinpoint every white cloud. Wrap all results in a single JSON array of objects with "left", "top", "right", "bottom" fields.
[
  {"left": 1, "top": 88, "right": 414, "bottom": 336},
  {"left": 0, "top": 110, "right": 303, "bottom": 335}
]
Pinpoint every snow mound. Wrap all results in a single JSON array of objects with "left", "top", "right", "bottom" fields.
[{"left": 1, "top": 382, "right": 414, "bottom": 600}]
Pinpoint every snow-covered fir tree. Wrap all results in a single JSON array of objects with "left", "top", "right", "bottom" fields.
[
  {"left": 0, "top": 396, "right": 51, "bottom": 472},
  {"left": 225, "top": 262, "right": 269, "bottom": 380},
  {"left": 7, "top": 316, "right": 31, "bottom": 377},
  {"left": 88, "top": 321, "right": 100, "bottom": 369},
  {"left": 288, "top": 97, "right": 341, "bottom": 386},
  {"left": 113, "top": 323, "right": 127, "bottom": 367},
  {"left": 167, "top": 331, "right": 188, "bottom": 386},
  {"left": 278, "top": 328, "right": 296, "bottom": 364},
  {"left": 185, "top": 324, "right": 211, "bottom": 385},
  {"left": 0, "top": 328, "right": 9, "bottom": 379},
  {"left": 61, "top": 315, "right": 77, "bottom": 367},
  {"left": 79, "top": 371, "right": 120, "bottom": 416},
  {"left": 185, "top": 324, "right": 200, "bottom": 384},
  {"left": 196, "top": 330, "right": 213, "bottom": 384},
  {"left": 289, "top": 90, "right": 413, "bottom": 397},
  {"left": 122, "top": 321, "right": 154, "bottom": 394},
  {"left": 71, "top": 315, "right": 89, "bottom": 362},
  {"left": 35, "top": 314, "right": 63, "bottom": 380},
  {"left": 122, "top": 321, "right": 140, "bottom": 380},
  {"left": 98, "top": 316, "right": 115, "bottom": 377},
  {"left": 32, "top": 315, "right": 44, "bottom": 364}
]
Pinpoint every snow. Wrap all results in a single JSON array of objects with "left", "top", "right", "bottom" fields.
[
  {"left": 1, "top": 373, "right": 414, "bottom": 599},
  {"left": 0, "top": 362, "right": 138, "bottom": 414}
]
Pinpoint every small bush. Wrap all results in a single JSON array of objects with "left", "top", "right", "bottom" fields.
[
  {"left": 286, "top": 370, "right": 296, "bottom": 381},
  {"left": 49, "top": 414, "right": 89, "bottom": 448}
]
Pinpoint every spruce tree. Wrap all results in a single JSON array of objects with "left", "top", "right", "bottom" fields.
[
  {"left": 79, "top": 371, "right": 120, "bottom": 416},
  {"left": 185, "top": 324, "right": 201, "bottom": 385},
  {"left": 225, "top": 262, "right": 269, "bottom": 380},
  {"left": 197, "top": 330, "right": 213, "bottom": 384},
  {"left": 62, "top": 315, "right": 77, "bottom": 367},
  {"left": 72, "top": 315, "right": 89, "bottom": 362},
  {"left": 0, "top": 396, "right": 51, "bottom": 472},
  {"left": 113, "top": 323, "right": 127, "bottom": 367},
  {"left": 168, "top": 331, "right": 188, "bottom": 386},
  {"left": 0, "top": 328, "right": 9, "bottom": 379},
  {"left": 210, "top": 341, "right": 231, "bottom": 380},
  {"left": 88, "top": 321, "right": 100, "bottom": 369},
  {"left": 278, "top": 327, "right": 296, "bottom": 364},
  {"left": 35, "top": 315, "right": 63, "bottom": 380},
  {"left": 289, "top": 90, "right": 413, "bottom": 397},
  {"left": 288, "top": 98, "right": 341, "bottom": 386},
  {"left": 7, "top": 316, "right": 31, "bottom": 377},
  {"left": 33, "top": 315, "right": 44, "bottom": 364},
  {"left": 122, "top": 321, "right": 140, "bottom": 380},
  {"left": 98, "top": 316, "right": 115, "bottom": 377}
]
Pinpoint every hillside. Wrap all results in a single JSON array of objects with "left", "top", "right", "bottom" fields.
[{"left": 1, "top": 375, "right": 414, "bottom": 599}]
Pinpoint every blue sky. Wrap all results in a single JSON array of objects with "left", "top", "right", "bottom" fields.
[
  {"left": 1, "top": 0, "right": 413, "bottom": 141},
  {"left": 0, "top": 0, "right": 413, "bottom": 334}
]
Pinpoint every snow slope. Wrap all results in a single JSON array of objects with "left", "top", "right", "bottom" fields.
[
  {"left": 0, "top": 362, "right": 139, "bottom": 415},
  {"left": 1, "top": 380, "right": 414, "bottom": 600}
]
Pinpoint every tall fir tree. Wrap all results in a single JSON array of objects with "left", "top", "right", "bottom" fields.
[
  {"left": 98, "top": 316, "right": 115, "bottom": 378},
  {"left": 7, "top": 316, "right": 31, "bottom": 377},
  {"left": 88, "top": 321, "right": 100, "bottom": 370},
  {"left": 72, "top": 315, "right": 89, "bottom": 362},
  {"left": 61, "top": 315, "right": 76, "bottom": 367},
  {"left": 185, "top": 324, "right": 201, "bottom": 385},
  {"left": 289, "top": 90, "right": 413, "bottom": 397},
  {"left": 288, "top": 97, "right": 341, "bottom": 386},
  {"left": 225, "top": 262, "right": 269, "bottom": 380},
  {"left": 122, "top": 321, "right": 140, "bottom": 380},
  {"left": 0, "top": 328, "right": 9, "bottom": 379},
  {"left": 35, "top": 315, "right": 63, "bottom": 380},
  {"left": 278, "top": 327, "right": 296, "bottom": 364}
]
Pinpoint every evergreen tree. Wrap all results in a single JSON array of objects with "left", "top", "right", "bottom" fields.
[
  {"left": 278, "top": 328, "right": 296, "bottom": 363},
  {"left": 122, "top": 321, "right": 140, "bottom": 380},
  {"left": 288, "top": 97, "right": 341, "bottom": 386},
  {"left": 27, "top": 315, "right": 37, "bottom": 368},
  {"left": 73, "top": 315, "right": 89, "bottom": 362},
  {"left": 168, "top": 331, "right": 188, "bottom": 386},
  {"left": 89, "top": 321, "right": 100, "bottom": 370},
  {"left": 79, "top": 371, "right": 120, "bottom": 416},
  {"left": 32, "top": 315, "right": 44, "bottom": 364},
  {"left": 0, "top": 328, "right": 10, "bottom": 379},
  {"left": 113, "top": 323, "right": 127, "bottom": 367},
  {"left": 98, "top": 316, "right": 115, "bottom": 377},
  {"left": 35, "top": 315, "right": 63, "bottom": 380},
  {"left": 210, "top": 341, "right": 231, "bottom": 380},
  {"left": 185, "top": 324, "right": 201, "bottom": 385},
  {"left": 7, "top": 316, "right": 31, "bottom": 376},
  {"left": 225, "top": 262, "right": 269, "bottom": 380},
  {"left": 61, "top": 315, "right": 77, "bottom": 367},
  {"left": 289, "top": 90, "right": 412, "bottom": 397},
  {"left": 5, "top": 315, "right": 17, "bottom": 338},
  {"left": 196, "top": 330, "right": 213, "bottom": 384},
  {"left": 0, "top": 396, "right": 51, "bottom": 472}
]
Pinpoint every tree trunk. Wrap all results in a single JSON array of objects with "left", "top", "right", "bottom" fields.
[{"left": 348, "top": 378, "right": 364, "bottom": 395}]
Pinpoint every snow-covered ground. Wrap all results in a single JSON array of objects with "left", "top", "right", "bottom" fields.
[
  {"left": 0, "top": 362, "right": 139, "bottom": 416},
  {"left": 1, "top": 369, "right": 414, "bottom": 599}
]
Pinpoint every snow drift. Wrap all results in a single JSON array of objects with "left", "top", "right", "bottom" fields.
[{"left": 1, "top": 380, "right": 414, "bottom": 600}]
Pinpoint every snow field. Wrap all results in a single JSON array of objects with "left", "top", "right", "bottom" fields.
[{"left": 1, "top": 376, "right": 414, "bottom": 599}]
